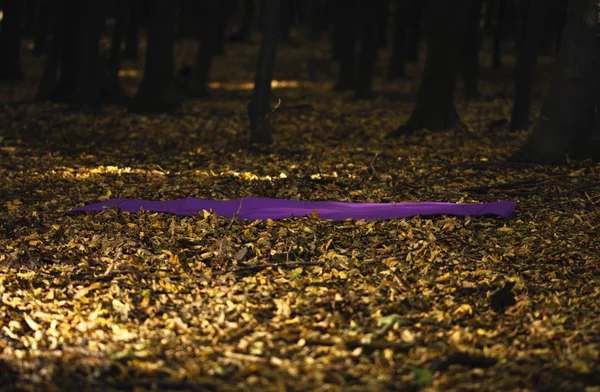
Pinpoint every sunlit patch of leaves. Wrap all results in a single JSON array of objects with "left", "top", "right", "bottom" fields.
[{"left": 1, "top": 41, "right": 600, "bottom": 391}]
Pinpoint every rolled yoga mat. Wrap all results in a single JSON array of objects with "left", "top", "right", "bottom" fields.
[{"left": 68, "top": 197, "right": 517, "bottom": 221}]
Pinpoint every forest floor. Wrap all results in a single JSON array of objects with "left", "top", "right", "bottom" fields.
[{"left": 1, "top": 37, "right": 599, "bottom": 392}]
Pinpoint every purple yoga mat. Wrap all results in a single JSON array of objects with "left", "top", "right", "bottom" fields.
[{"left": 68, "top": 197, "right": 517, "bottom": 221}]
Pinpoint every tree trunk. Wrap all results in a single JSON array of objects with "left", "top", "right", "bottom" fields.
[
  {"left": 333, "top": 0, "right": 357, "bottom": 91},
  {"left": 104, "top": 0, "right": 129, "bottom": 104},
  {"left": 70, "top": 0, "right": 104, "bottom": 105},
  {"left": 36, "top": 0, "right": 64, "bottom": 101},
  {"left": 122, "top": 0, "right": 140, "bottom": 60},
  {"left": 32, "top": 0, "right": 50, "bottom": 56},
  {"left": 129, "top": 0, "right": 179, "bottom": 113},
  {"left": 461, "top": 0, "right": 482, "bottom": 100},
  {"left": 0, "top": 0, "right": 24, "bottom": 81},
  {"left": 389, "top": 0, "right": 474, "bottom": 137},
  {"left": 492, "top": 0, "right": 507, "bottom": 69},
  {"left": 49, "top": 0, "right": 80, "bottom": 101},
  {"left": 405, "top": 0, "right": 423, "bottom": 62},
  {"left": 188, "top": 0, "right": 220, "bottom": 98},
  {"left": 510, "top": 0, "right": 600, "bottom": 164},
  {"left": 388, "top": 0, "right": 409, "bottom": 80},
  {"left": 248, "top": 0, "right": 280, "bottom": 146},
  {"left": 354, "top": 0, "right": 386, "bottom": 99},
  {"left": 510, "top": 0, "right": 546, "bottom": 131}
]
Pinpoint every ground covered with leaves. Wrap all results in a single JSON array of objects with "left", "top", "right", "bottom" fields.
[{"left": 1, "top": 39, "right": 600, "bottom": 392}]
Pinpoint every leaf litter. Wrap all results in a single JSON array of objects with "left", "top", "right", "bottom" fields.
[{"left": 0, "top": 40, "right": 599, "bottom": 391}]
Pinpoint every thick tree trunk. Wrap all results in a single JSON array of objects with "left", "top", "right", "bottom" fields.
[
  {"left": 129, "top": 0, "right": 179, "bottom": 113},
  {"left": 248, "top": 0, "right": 280, "bottom": 146},
  {"left": 0, "top": 0, "right": 24, "bottom": 81},
  {"left": 462, "top": 0, "right": 482, "bottom": 100},
  {"left": 510, "top": 0, "right": 600, "bottom": 164},
  {"left": 389, "top": 0, "right": 474, "bottom": 137},
  {"left": 510, "top": 0, "right": 546, "bottom": 131}
]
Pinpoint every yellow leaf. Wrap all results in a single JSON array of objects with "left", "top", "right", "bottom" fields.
[
  {"left": 310, "top": 210, "right": 319, "bottom": 220},
  {"left": 23, "top": 314, "right": 40, "bottom": 331}
]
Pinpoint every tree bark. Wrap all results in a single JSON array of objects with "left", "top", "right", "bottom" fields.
[
  {"left": 333, "top": 0, "right": 357, "bottom": 91},
  {"left": 492, "top": 0, "right": 507, "bottom": 69},
  {"left": 129, "top": 0, "right": 180, "bottom": 113},
  {"left": 510, "top": 0, "right": 546, "bottom": 131},
  {"left": 32, "top": 0, "right": 50, "bottom": 56},
  {"left": 36, "top": 0, "right": 64, "bottom": 101},
  {"left": 510, "top": 0, "right": 600, "bottom": 164},
  {"left": 461, "top": 0, "right": 482, "bottom": 100},
  {"left": 248, "top": 0, "right": 280, "bottom": 146},
  {"left": 388, "top": 0, "right": 409, "bottom": 80},
  {"left": 354, "top": 0, "right": 386, "bottom": 99},
  {"left": 70, "top": 0, "right": 104, "bottom": 105},
  {"left": 0, "top": 0, "right": 24, "bottom": 81},
  {"left": 122, "top": 0, "right": 140, "bottom": 60},
  {"left": 188, "top": 0, "right": 220, "bottom": 98},
  {"left": 104, "top": 0, "right": 129, "bottom": 104},
  {"left": 389, "top": 0, "right": 474, "bottom": 137},
  {"left": 405, "top": 0, "right": 423, "bottom": 62}
]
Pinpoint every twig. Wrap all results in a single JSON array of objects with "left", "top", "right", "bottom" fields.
[
  {"left": 213, "top": 261, "right": 323, "bottom": 276},
  {"left": 276, "top": 337, "right": 414, "bottom": 353}
]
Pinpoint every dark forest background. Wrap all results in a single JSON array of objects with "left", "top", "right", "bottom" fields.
[{"left": 0, "top": 0, "right": 599, "bottom": 162}]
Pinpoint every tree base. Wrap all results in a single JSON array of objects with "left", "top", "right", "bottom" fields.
[
  {"left": 129, "top": 96, "right": 181, "bottom": 114},
  {"left": 386, "top": 122, "right": 421, "bottom": 138},
  {"left": 248, "top": 102, "right": 274, "bottom": 146}
]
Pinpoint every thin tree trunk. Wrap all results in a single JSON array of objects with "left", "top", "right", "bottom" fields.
[
  {"left": 36, "top": 0, "right": 64, "bottom": 101},
  {"left": 50, "top": 0, "right": 80, "bottom": 101},
  {"left": 388, "top": 0, "right": 408, "bottom": 80},
  {"left": 122, "top": 0, "right": 140, "bottom": 60},
  {"left": 333, "top": 0, "right": 356, "bottom": 91},
  {"left": 492, "top": 0, "right": 507, "bottom": 69},
  {"left": 32, "top": 0, "right": 50, "bottom": 56},
  {"left": 510, "top": 0, "right": 600, "bottom": 163},
  {"left": 510, "top": 0, "right": 546, "bottom": 131},
  {"left": 104, "top": 0, "right": 129, "bottom": 104},
  {"left": 189, "top": 0, "right": 220, "bottom": 98},
  {"left": 248, "top": 0, "right": 280, "bottom": 146},
  {"left": 462, "top": 0, "right": 482, "bottom": 100},
  {"left": 406, "top": 0, "right": 423, "bottom": 62},
  {"left": 354, "top": 0, "right": 386, "bottom": 99}
]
